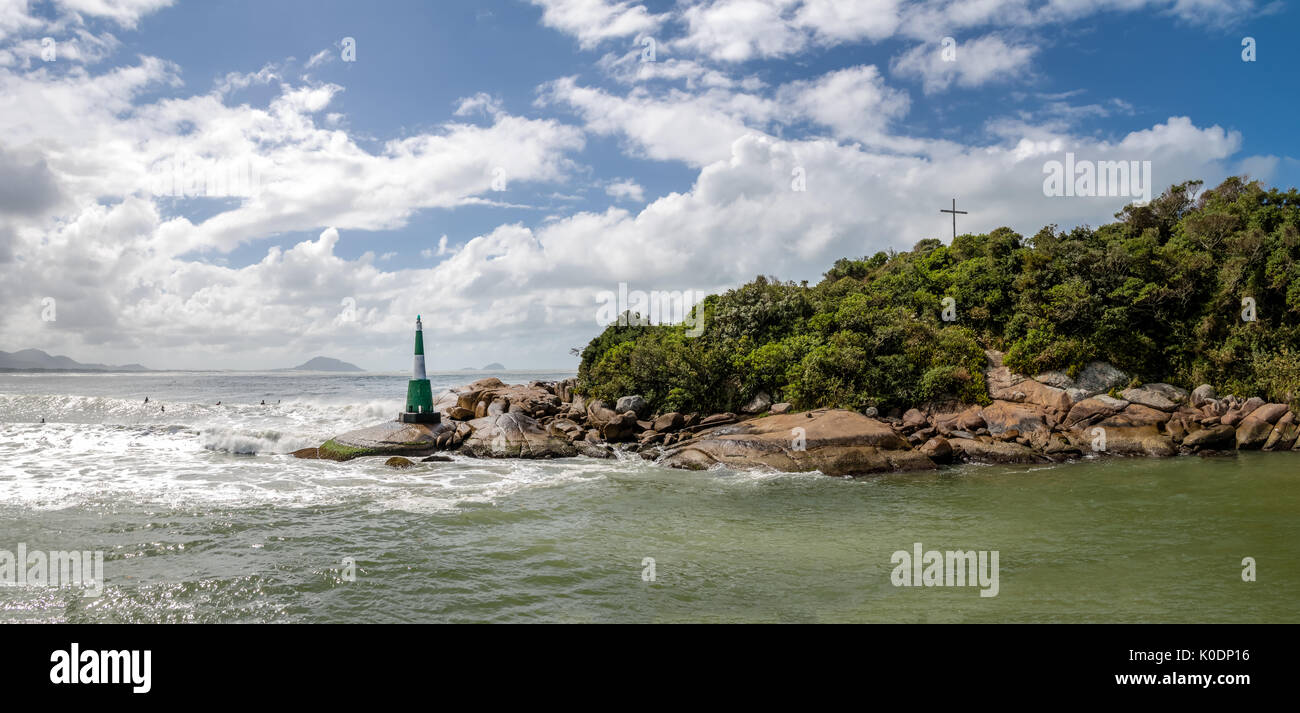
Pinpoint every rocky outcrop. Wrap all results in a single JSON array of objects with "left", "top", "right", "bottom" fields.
[
  {"left": 980, "top": 400, "right": 1053, "bottom": 448},
  {"left": 985, "top": 352, "right": 1071, "bottom": 413},
  {"left": 949, "top": 438, "right": 1050, "bottom": 464},
  {"left": 433, "top": 378, "right": 563, "bottom": 422},
  {"left": 314, "top": 367, "right": 1299, "bottom": 475},
  {"left": 1235, "top": 403, "right": 1291, "bottom": 449},
  {"left": 1073, "top": 361, "right": 1130, "bottom": 397},
  {"left": 615, "top": 394, "right": 651, "bottom": 419},
  {"left": 1263, "top": 412, "right": 1299, "bottom": 451},
  {"left": 1076, "top": 403, "right": 1175, "bottom": 457},
  {"left": 1183, "top": 424, "right": 1236, "bottom": 449},
  {"left": 1222, "top": 397, "right": 1265, "bottom": 426},
  {"left": 1190, "top": 384, "right": 1217, "bottom": 408},
  {"left": 314, "top": 420, "right": 456, "bottom": 461},
  {"left": 1062, "top": 395, "right": 1129, "bottom": 428},
  {"left": 1120, "top": 384, "right": 1186, "bottom": 412},
  {"left": 741, "top": 391, "right": 772, "bottom": 414},
  {"left": 1034, "top": 361, "right": 1129, "bottom": 402},
  {"left": 657, "top": 409, "right": 933, "bottom": 476},
  {"left": 919, "top": 436, "right": 953, "bottom": 464},
  {"left": 458, "top": 412, "right": 579, "bottom": 459}
]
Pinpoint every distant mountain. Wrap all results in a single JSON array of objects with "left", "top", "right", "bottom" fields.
[
  {"left": 283, "top": 356, "right": 364, "bottom": 372},
  {"left": 460, "top": 362, "right": 506, "bottom": 371},
  {"left": 0, "top": 349, "right": 150, "bottom": 372}
]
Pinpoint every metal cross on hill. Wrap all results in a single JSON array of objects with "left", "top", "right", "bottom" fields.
[{"left": 940, "top": 198, "right": 967, "bottom": 241}]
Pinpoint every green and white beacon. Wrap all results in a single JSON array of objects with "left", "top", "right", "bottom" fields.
[{"left": 399, "top": 315, "right": 440, "bottom": 424}]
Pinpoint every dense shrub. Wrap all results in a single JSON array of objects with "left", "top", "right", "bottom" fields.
[{"left": 576, "top": 178, "right": 1300, "bottom": 414}]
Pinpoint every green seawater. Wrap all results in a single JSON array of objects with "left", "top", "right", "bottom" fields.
[{"left": 2, "top": 452, "right": 1297, "bottom": 623}]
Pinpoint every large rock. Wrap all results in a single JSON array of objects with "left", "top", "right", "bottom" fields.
[
  {"left": 546, "top": 417, "right": 584, "bottom": 440},
  {"left": 1106, "top": 426, "right": 1176, "bottom": 456},
  {"left": 919, "top": 437, "right": 953, "bottom": 464},
  {"left": 1263, "top": 411, "right": 1299, "bottom": 451},
  {"left": 573, "top": 441, "right": 615, "bottom": 459},
  {"left": 1190, "top": 384, "right": 1217, "bottom": 408},
  {"left": 1236, "top": 404, "right": 1292, "bottom": 450},
  {"left": 600, "top": 412, "right": 640, "bottom": 441},
  {"left": 586, "top": 399, "right": 620, "bottom": 425},
  {"left": 1077, "top": 404, "right": 1175, "bottom": 457},
  {"left": 956, "top": 406, "right": 986, "bottom": 432},
  {"left": 902, "top": 408, "right": 928, "bottom": 428},
  {"left": 1120, "top": 384, "right": 1183, "bottom": 412},
  {"left": 928, "top": 404, "right": 978, "bottom": 434},
  {"left": 433, "top": 378, "right": 563, "bottom": 420},
  {"left": 1222, "top": 397, "right": 1265, "bottom": 426},
  {"left": 1245, "top": 403, "right": 1290, "bottom": 426},
  {"left": 1103, "top": 403, "right": 1172, "bottom": 428},
  {"left": 652, "top": 412, "right": 685, "bottom": 432},
  {"left": 658, "top": 409, "right": 932, "bottom": 477},
  {"left": 1074, "top": 361, "right": 1129, "bottom": 396},
  {"left": 458, "top": 412, "right": 578, "bottom": 458},
  {"left": 615, "top": 395, "right": 651, "bottom": 419},
  {"left": 983, "top": 350, "right": 1071, "bottom": 412},
  {"left": 1145, "top": 383, "right": 1189, "bottom": 402},
  {"left": 1062, "top": 395, "right": 1129, "bottom": 428},
  {"left": 949, "top": 439, "right": 1050, "bottom": 464},
  {"left": 980, "top": 400, "right": 1052, "bottom": 447},
  {"left": 1034, "top": 371, "right": 1075, "bottom": 390},
  {"left": 318, "top": 420, "right": 456, "bottom": 461},
  {"left": 740, "top": 391, "right": 772, "bottom": 414},
  {"left": 1183, "top": 424, "right": 1236, "bottom": 449},
  {"left": 986, "top": 371, "right": 1072, "bottom": 412}
]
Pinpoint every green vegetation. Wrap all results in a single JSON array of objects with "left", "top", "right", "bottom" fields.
[
  {"left": 317, "top": 439, "right": 380, "bottom": 461},
  {"left": 576, "top": 178, "right": 1300, "bottom": 413}
]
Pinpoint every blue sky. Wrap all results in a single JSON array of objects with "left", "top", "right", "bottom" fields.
[{"left": 0, "top": 0, "right": 1295, "bottom": 370}]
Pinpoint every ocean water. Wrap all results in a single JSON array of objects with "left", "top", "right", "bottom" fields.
[{"left": 0, "top": 370, "right": 1297, "bottom": 623}]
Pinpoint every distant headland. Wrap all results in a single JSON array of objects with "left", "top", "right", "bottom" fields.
[
  {"left": 0, "top": 348, "right": 149, "bottom": 372},
  {"left": 460, "top": 363, "right": 506, "bottom": 371},
  {"left": 279, "top": 356, "right": 364, "bottom": 372}
]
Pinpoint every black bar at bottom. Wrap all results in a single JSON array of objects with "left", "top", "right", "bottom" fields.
[{"left": 0, "top": 623, "right": 1287, "bottom": 701}]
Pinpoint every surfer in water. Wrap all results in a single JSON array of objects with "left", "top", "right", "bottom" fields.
[{"left": 144, "top": 396, "right": 149, "bottom": 404}]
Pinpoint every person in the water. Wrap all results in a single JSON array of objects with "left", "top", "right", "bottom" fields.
[
  {"left": 260, "top": 400, "right": 265, "bottom": 405},
  {"left": 144, "top": 396, "right": 149, "bottom": 404},
  {"left": 40, "top": 417, "right": 45, "bottom": 423},
  {"left": 216, "top": 401, "right": 221, "bottom": 405},
  {"left": 160, "top": 405, "right": 164, "bottom": 413}
]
